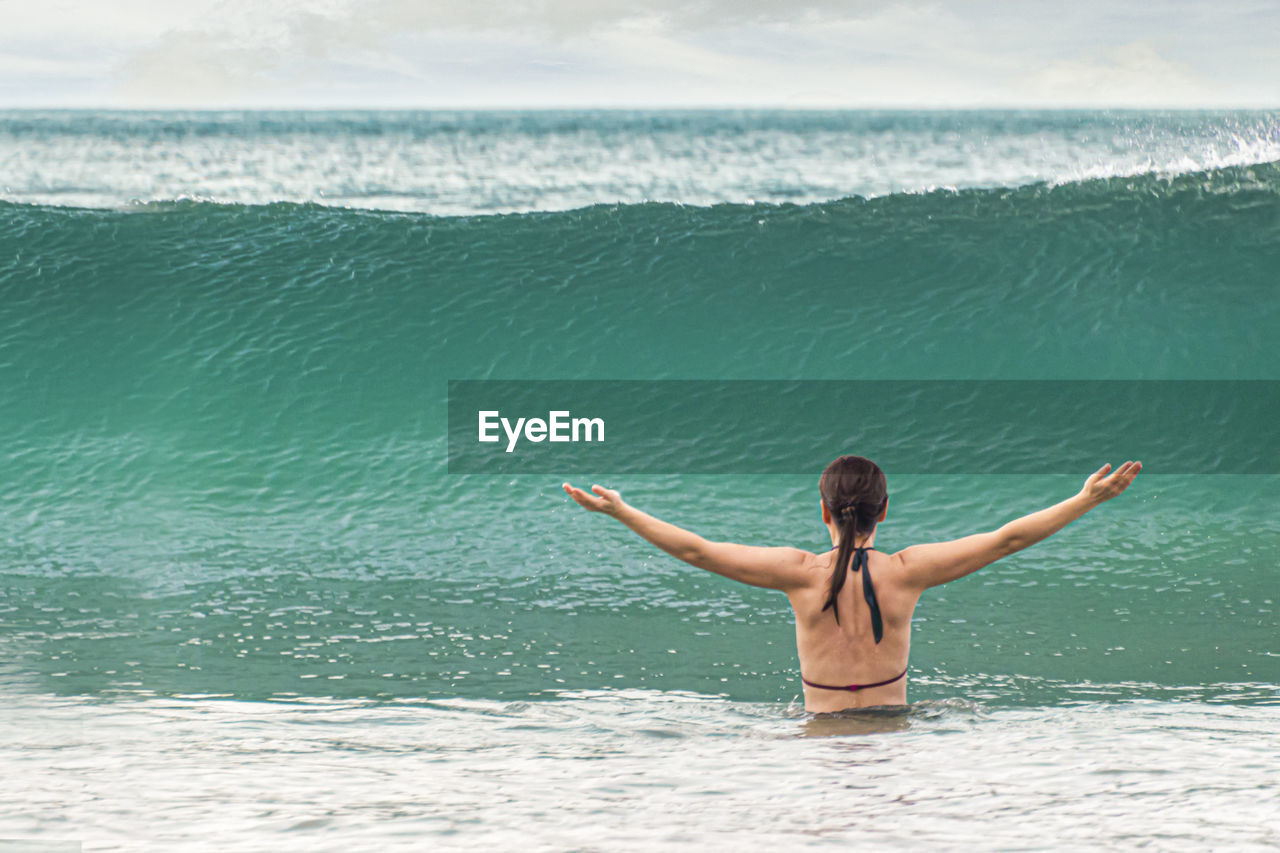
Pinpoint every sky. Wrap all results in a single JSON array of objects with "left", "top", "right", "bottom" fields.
[{"left": 1, "top": 0, "right": 1277, "bottom": 108}]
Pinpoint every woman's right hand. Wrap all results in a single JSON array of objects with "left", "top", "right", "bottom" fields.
[
  {"left": 1079, "top": 461, "right": 1142, "bottom": 506},
  {"left": 562, "top": 482, "right": 626, "bottom": 517}
]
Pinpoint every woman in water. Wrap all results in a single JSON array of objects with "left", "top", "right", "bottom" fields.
[{"left": 562, "top": 455, "right": 1142, "bottom": 713}]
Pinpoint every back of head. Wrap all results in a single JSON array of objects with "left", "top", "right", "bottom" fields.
[
  {"left": 820, "top": 455, "right": 887, "bottom": 529},
  {"left": 819, "top": 455, "right": 888, "bottom": 625}
]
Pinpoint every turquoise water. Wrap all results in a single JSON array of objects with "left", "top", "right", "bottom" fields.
[{"left": 1, "top": 110, "right": 1278, "bottom": 850}]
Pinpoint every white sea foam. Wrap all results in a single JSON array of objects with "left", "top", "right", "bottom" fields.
[
  {"left": 1, "top": 110, "right": 1277, "bottom": 214},
  {"left": 1, "top": 690, "right": 1277, "bottom": 850}
]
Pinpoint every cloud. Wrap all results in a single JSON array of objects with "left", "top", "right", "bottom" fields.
[
  {"left": 1019, "top": 41, "right": 1218, "bottom": 106},
  {"left": 2, "top": 0, "right": 1273, "bottom": 106},
  {"left": 111, "top": 0, "right": 964, "bottom": 105},
  {"left": 116, "top": 0, "right": 877, "bottom": 78},
  {"left": 348, "top": 0, "right": 885, "bottom": 37}
]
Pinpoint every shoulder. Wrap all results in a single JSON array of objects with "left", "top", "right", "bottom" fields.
[
  {"left": 870, "top": 548, "right": 924, "bottom": 596},
  {"left": 791, "top": 548, "right": 834, "bottom": 588},
  {"left": 801, "top": 548, "right": 832, "bottom": 570},
  {"left": 774, "top": 547, "right": 825, "bottom": 574},
  {"left": 883, "top": 547, "right": 922, "bottom": 579}
]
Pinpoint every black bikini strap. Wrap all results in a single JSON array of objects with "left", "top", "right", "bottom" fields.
[
  {"left": 851, "top": 546, "right": 884, "bottom": 644},
  {"left": 801, "top": 666, "right": 908, "bottom": 692}
]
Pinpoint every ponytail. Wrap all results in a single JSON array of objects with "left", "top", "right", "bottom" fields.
[{"left": 822, "top": 510, "right": 860, "bottom": 624}]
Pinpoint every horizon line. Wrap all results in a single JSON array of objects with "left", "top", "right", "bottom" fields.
[{"left": 2, "top": 103, "right": 1278, "bottom": 112}]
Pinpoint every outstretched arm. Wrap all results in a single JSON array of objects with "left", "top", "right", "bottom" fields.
[
  {"left": 561, "top": 482, "right": 811, "bottom": 591},
  {"left": 896, "top": 460, "right": 1143, "bottom": 590}
]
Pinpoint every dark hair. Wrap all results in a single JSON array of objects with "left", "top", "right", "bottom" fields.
[{"left": 819, "top": 455, "right": 888, "bottom": 624}]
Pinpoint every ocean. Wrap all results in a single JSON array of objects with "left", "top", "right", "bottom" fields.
[{"left": 1, "top": 109, "right": 1277, "bottom": 850}]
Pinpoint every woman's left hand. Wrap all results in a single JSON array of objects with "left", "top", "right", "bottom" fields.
[{"left": 562, "top": 482, "right": 625, "bottom": 516}]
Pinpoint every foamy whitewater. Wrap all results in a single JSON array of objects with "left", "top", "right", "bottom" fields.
[
  {"left": 1, "top": 110, "right": 1277, "bottom": 851},
  {"left": 3, "top": 110, "right": 1279, "bottom": 212}
]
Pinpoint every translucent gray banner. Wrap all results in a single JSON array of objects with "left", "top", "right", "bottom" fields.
[{"left": 447, "top": 380, "right": 1278, "bottom": 474}]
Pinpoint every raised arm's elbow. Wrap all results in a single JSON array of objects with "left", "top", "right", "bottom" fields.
[
  {"left": 996, "top": 527, "right": 1025, "bottom": 556},
  {"left": 672, "top": 539, "right": 709, "bottom": 566}
]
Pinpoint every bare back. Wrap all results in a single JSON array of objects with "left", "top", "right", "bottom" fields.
[{"left": 786, "top": 548, "right": 921, "bottom": 712}]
